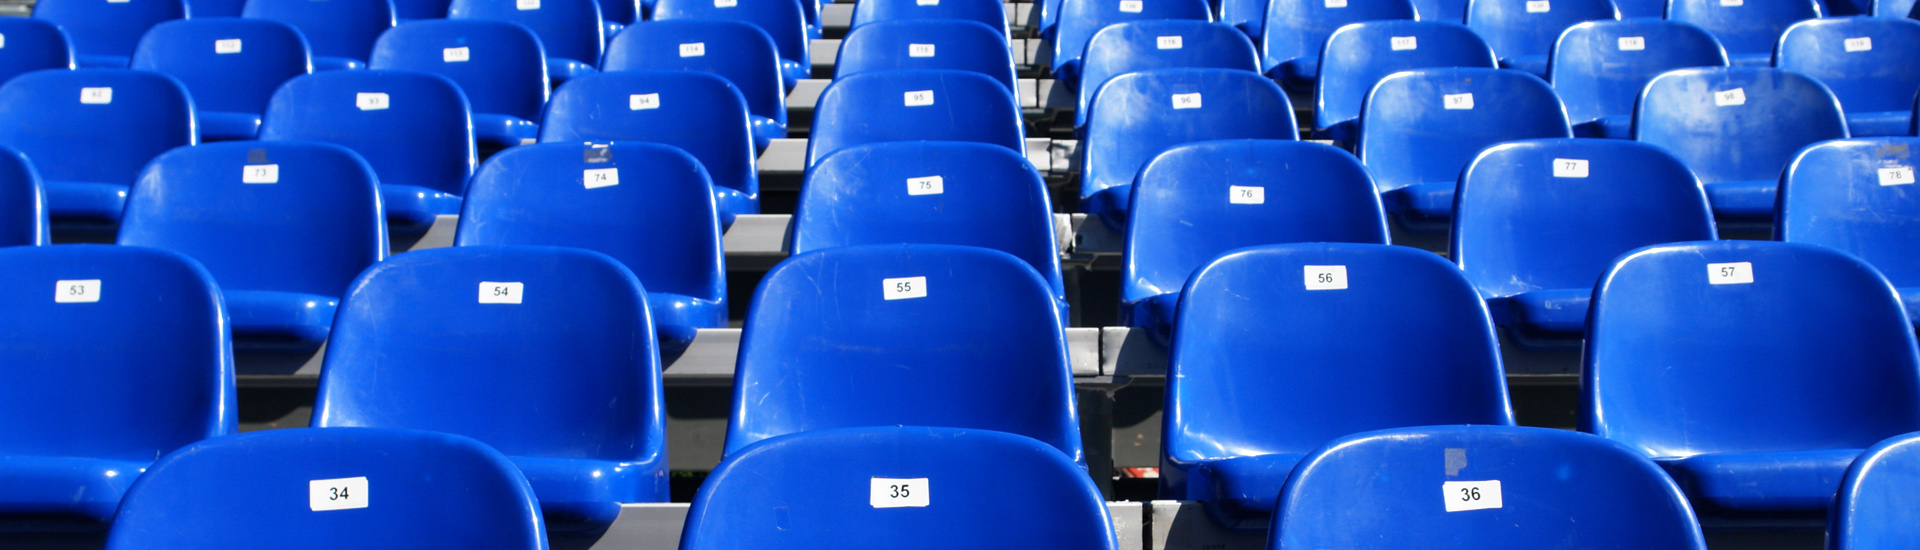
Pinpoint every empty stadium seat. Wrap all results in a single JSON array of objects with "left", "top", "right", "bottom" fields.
[
  {"left": 850, "top": 0, "right": 1011, "bottom": 36},
  {"left": 835, "top": 20, "right": 1017, "bottom": 90},
  {"left": 243, "top": 0, "right": 395, "bottom": 71},
  {"left": 1123, "top": 140, "right": 1388, "bottom": 345},
  {"left": 1082, "top": 68, "right": 1297, "bottom": 229},
  {"left": 1776, "top": 137, "right": 1920, "bottom": 325},
  {"left": 260, "top": 70, "right": 474, "bottom": 232},
  {"left": 0, "top": 244, "right": 235, "bottom": 523},
  {"left": 1414, "top": 0, "right": 1470, "bottom": 21},
  {"left": 0, "top": 18, "right": 74, "bottom": 85},
  {"left": 540, "top": 70, "right": 758, "bottom": 223},
  {"left": 104, "top": 428, "right": 547, "bottom": 550},
  {"left": 1050, "top": 0, "right": 1213, "bottom": 89},
  {"left": 448, "top": 0, "right": 603, "bottom": 84},
  {"left": 807, "top": 70, "right": 1023, "bottom": 168},
  {"left": 1357, "top": 67, "right": 1572, "bottom": 230},
  {"left": 685, "top": 426, "right": 1116, "bottom": 550},
  {"left": 396, "top": 0, "right": 455, "bottom": 20},
  {"left": 1549, "top": 19, "right": 1729, "bottom": 138},
  {"left": 1775, "top": 17, "right": 1920, "bottom": 136},
  {"left": 1313, "top": 20, "right": 1499, "bottom": 144},
  {"left": 1269, "top": 426, "right": 1707, "bottom": 550},
  {"left": 1668, "top": 0, "right": 1822, "bottom": 66},
  {"left": 1258, "top": 0, "right": 1415, "bottom": 89},
  {"left": 32, "top": 0, "right": 182, "bottom": 67},
  {"left": 1872, "top": 0, "right": 1915, "bottom": 16},
  {"left": 369, "top": 19, "right": 548, "bottom": 150},
  {"left": 1164, "top": 243, "right": 1511, "bottom": 531},
  {"left": 1077, "top": 20, "right": 1261, "bottom": 128},
  {"left": 1466, "top": 0, "right": 1620, "bottom": 76},
  {"left": 117, "top": 141, "right": 386, "bottom": 352},
  {"left": 312, "top": 245, "right": 669, "bottom": 527},
  {"left": 1633, "top": 67, "right": 1847, "bottom": 222},
  {"left": 0, "top": 68, "right": 194, "bottom": 229},
  {"left": 0, "top": 148, "right": 45, "bottom": 247},
  {"left": 454, "top": 142, "right": 725, "bottom": 351},
  {"left": 726, "top": 244, "right": 1083, "bottom": 464},
  {"left": 131, "top": 19, "right": 312, "bottom": 142},
  {"left": 1830, "top": 431, "right": 1920, "bottom": 550},
  {"left": 1452, "top": 138, "right": 1716, "bottom": 345},
  {"left": 653, "top": 0, "right": 810, "bottom": 88},
  {"left": 601, "top": 20, "right": 787, "bottom": 150},
  {"left": 1582, "top": 240, "right": 1920, "bottom": 518}
]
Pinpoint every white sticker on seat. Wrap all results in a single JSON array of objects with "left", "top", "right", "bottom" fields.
[
  {"left": 917, "top": 0, "right": 938, "bottom": 5},
  {"left": 1172, "top": 92, "right": 1202, "bottom": 109},
  {"left": 1525, "top": 0, "right": 1549, "bottom": 11},
  {"left": 1443, "top": 93, "right": 1473, "bottom": 109},
  {"left": 107, "top": 0, "right": 128, "bottom": 4},
  {"left": 1119, "top": 0, "right": 1143, "bottom": 11},
  {"left": 1326, "top": 0, "right": 1347, "bottom": 7},
  {"left": 908, "top": 175, "right": 943, "bottom": 195},
  {"left": 1845, "top": 37, "right": 1872, "bottom": 52},
  {"left": 1618, "top": 36, "right": 1645, "bottom": 50},
  {"left": 310, "top": 477, "right": 368, "bottom": 511},
  {"left": 80, "top": 87, "right": 111, "bottom": 104},
  {"left": 1, "top": 34, "right": 7, "bottom": 49},
  {"left": 871, "top": 478, "right": 929, "bottom": 508},
  {"left": 630, "top": 93, "right": 660, "bottom": 110},
  {"left": 1719, "top": 0, "right": 1741, "bottom": 6},
  {"left": 517, "top": 0, "right": 539, "bottom": 8},
  {"left": 443, "top": 46, "right": 470, "bottom": 62},
  {"left": 1713, "top": 88, "right": 1745, "bottom": 106},
  {"left": 883, "top": 276, "right": 927, "bottom": 299},
  {"left": 1304, "top": 265, "right": 1347, "bottom": 290},
  {"left": 215, "top": 38, "right": 242, "bottom": 54},
  {"left": 55, "top": 279, "right": 100, "bottom": 303},
  {"left": 355, "top": 92, "right": 388, "bottom": 110},
  {"left": 909, "top": 43, "right": 936, "bottom": 57},
  {"left": 1391, "top": 36, "right": 1417, "bottom": 50},
  {"left": 905, "top": 90, "right": 934, "bottom": 106},
  {"left": 715, "top": 0, "right": 737, "bottom": 7},
  {"left": 584, "top": 167, "right": 619, "bottom": 188},
  {"left": 243, "top": 164, "right": 279, "bottom": 184},
  {"left": 1552, "top": 158, "right": 1588, "bottom": 178},
  {"left": 680, "top": 42, "right": 706, "bottom": 57},
  {"left": 1708, "top": 262, "right": 1753, "bottom": 284},
  {"left": 1879, "top": 166, "right": 1914, "bottom": 186},
  {"left": 479, "top": 281, "right": 524, "bottom": 303},
  {"left": 1229, "top": 185, "right": 1264, "bottom": 204},
  {"left": 1443, "top": 480, "right": 1502, "bottom": 512},
  {"left": 1157, "top": 35, "right": 1183, "bottom": 49}
]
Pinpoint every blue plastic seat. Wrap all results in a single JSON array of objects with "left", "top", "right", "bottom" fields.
[
  {"left": 448, "top": 0, "right": 603, "bottom": 84},
  {"left": 369, "top": 20, "right": 547, "bottom": 150},
  {"left": 1831, "top": 432, "right": 1920, "bottom": 550},
  {"left": 0, "top": 19, "right": 74, "bottom": 86},
  {"left": 1164, "top": 243, "right": 1511, "bottom": 531},
  {"left": 601, "top": 20, "right": 787, "bottom": 150},
  {"left": 132, "top": 19, "right": 312, "bottom": 142},
  {"left": 0, "top": 148, "right": 46, "bottom": 247},
  {"left": 1872, "top": 0, "right": 1915, "bottom": 16},
  {"left": 104, "top": 428, "right": 546, "bottom": 550},
  {"left": 0, "top": 244, "right": 235, "bottom": 524},
  {"left": 32, "top": 0, "right": 182, "bottom": 67},
  {"left": 312, "top": 245, "right": 669, "bottom": 527},
  {"left": 1582, "top": 240, "right": 1920, "bottom": 518},
  {"left": 0, "top": 68, "right": 194, "bottom": 229},
  {"left": 1258, "top": 0, "right": 1415, "bottom": 90},
  {"left": 1076, "top": 20, "right": 1260, "bottom": 128},
  {"left": 1313, "top": 20, "right": 1499, "bottom": 144},
  {"left": 1612, "top": 0, "right": 1663, "bottom": 16},
  {"left": 260, "top": 70, "right": 475, "bottom": 232},
  {"left": 117, "top": 141, "right": 385, "bottom": 352},
  {"left": 1082, "top": 68, "right": 1297, "bottom": 229},
  {"left": 1051, "top": 0, "right": 1212, "bottom": 89},
  {"left": 540, "top": 70, "right": 758, "bottom": 224},
  {"left": 807, "top": 70, "right": 1024, "bottom": 169},
  {"left": 1467, "top": 0, "right": 1619, "bottom": 76},
  {"left": 1356, "top": 67, "right": 1572, "bottom": 230},
  {"left": 1776, "top": 137, "right": 1920, "bottom": 327},
  {"left": 1270, "top": 426, "right": 1707, "bottom": 550},
  {"left": 243, "top": 0, "right": 395, "bottom": 71},
  {"left": 1669, "top": 0, "right": 1821, "bottom": 65},
  {"left": 455, "top": 142, "right": 725, "bottom": 352},
  {"left": 1122, "top": 140, "right": 1388, "bottom": 345},
  {"left": 835, "top": 20, "right": 1016, "bottom": 91},
  {"left": 1548, "top": 19, "right": 1728, "bottom": 138},
  {"left": 1633, "top": 67, "right": 1847, "bottom": 222},
  {"left": 1452, "top": 138, "right": 1715, "bottom": 345},
  {"left": 598, "top": 0, "right": 640, "bottom": 24},
  {"left": 652, "top": 0, "right": 810, "bottom": 88},
  {"left": 850, "top": 0, "right": 1010, "bottom": 36},
  {"left": 727, "top": 244, "right": 1082, "bottom": 464},
  {"left": 1413, "top": 0, "right": 1471, "bottom": 19},
  {"left": 1776, "top": 17, "right": 1920, "bottom": 136},
  {"left": 395, "top": 0, "right": 455, "bottom": 19}
]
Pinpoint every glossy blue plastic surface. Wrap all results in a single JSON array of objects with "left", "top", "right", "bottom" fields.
[
  {"left": 1164, "top": 244, "right": 1512, "bottom": 531},
  {"left": 807, "top": 70, "right": 1024, "bottom": 168},
  {"left": 1669, "top": 0, "right": 1821, "bottom": 65},
  {"left": 1872, "top": 0, "right": 1915, "bottom": 15},
  {"left": 1548, "top": 20, "right": 1727, "bottom": 137},
  {"left": 1082, "top": 68, "right": 1297, "bottom": 229},
  {"left": 0, "top": 19, "right": 74, "bottom": 86},
  {"left": 117, "top": 141, "right": 386, "bottom": 351},
  {"left": 726, "top": 244, "right": 1082, "bottom": 464},
  {"left": 540, "top": 70, "right": 759, "bottom": 222},
  {"left": 653, "top": 0, "right": 810, "bottom": 87},
  {"left": 0, "top": 244, "right": 235, "bottom": 523},
  {"left": 448, "top": 0, "right": 603, "bottom": 83},
  {"left": 369, "top": 20, "right": 548, "bottom": 150},
  {"left": 1466, "top": 0, "right": 1618, "bottom": 76},
  {"left": 0, "top": 68, "right": 195, "bottom": 227},
  {"left": 601, "top": 20, "right": 787, "bottom": 149},
  {"left": 313, "top": 245, "right": 670, "bottom": 527},
  {"left": 1270, "top": 426, "right": 1707, "bottom": 550},
  {"left": 685, "top": 427, "right": 1116, "bottom": 550},
  {"left": 835, "top": 20, "right": 1016, "bottom": 90},
  {"left": 132, "top": 19, "right": 311, "bottom": 142},
  {"left": 1356, "top": 67, "right": 1571, "bottom": 229},
  {"left": 1632, "top": 67, "right": 1847, "bottom": 221},
  {"left": 1051, "top": 0, "right": 1211, "bottom": 88},
  {"left": 850, "top": 0, "right": 1010, "bottom": 36},
  {"left": 32, "top": 0, "right": 182, "bottom": 67},
  {"left": 455, "top": 142, "right": 726, "bottom": 351},
  {"left": 1258, "top": 0, "right": 1413, "bottom": 88},
  {"left": 242, "top": 0, "right": 395, "bottom": 71},
  {"left": 1830, "top": 432, "right": 1920, "bottom": 550},
  {"left": 1776, "top": 137, "right": 1920, "bottom": 323},
  {"left": 0, "top": 148, "right": 45, "bottom": 247},
  {"left": 104, "top": 428, "right": 546, "bottom": 550},
  {"left": 1451, "top": 139, "right": 1715, "bottom": 344},
  {"left": 1776, "top": 17, "right": 1920, "bottom": 137},
  {"left": 1077, "top": 20, "right": 1260, "bottom": 128},
  {"left": 1313, "top": 21, "right": 1498, "bottom": 142},
  {"left": 394, "top": 0, "right": 453, "bottom": 19},
  {"left": 1582, "top": 240, "right": 1920, "bottom": 516}
]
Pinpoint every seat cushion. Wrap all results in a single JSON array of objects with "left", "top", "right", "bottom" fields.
[
  {"left": 714, "top": 187, "right": 757, "bottom": 230},
  {"left": 225, "top": 290, "right": 340, "bottom": 351},
  {"left": 1082, "top": 184, "right": 1132, "bottom": 232},
  {"left": 1505, "top": 288, "right": 1592, "bottom": 338},
  {"left": 75, "top": 54, "right": 130, "bottom": 68},
  {"left": 312, "top": 56, "right": 366, "bottom": 72},
  {"left": 1703, "top": 180, "right": 1777, "bottom": 219},
  {"left": 1658, "top": 448, "right": 1861, "bottom": 515},
  {"left": 1189, "top": 453, "right": 1308, "bottom": 531},
  {"left": 1124, "top": 292, "right": 1179, "bottom": 347},
  {"left": 43, "top": 180, "right": 129, "bottom": 225},
  {"left": 199, "top": 111, "right": 263, "bottom": 142},
  {"left": 380, "top": 184, "right": 463, "bottom": 234},
  {"left": 1381, "top": 181, "right": 1456, "bottom": 222},
  {"left": 1846, "top": 110, "right": 1910, "bottom": 138},
  {"left": 1572, "top": 115, "right": 1633, "bottom": 139},
  {"left": 1729, "top": 53, "right": 1772, "bottom": 67},
  {"left": 749, "top": 114, "right": 786, "bottom": 152},
  {"left": 1499, "top": 55, "right": 1549, "bottom": 77},
  {"left": 0, "top": 454, "right": 150, "bottom": 522},
  {"left": 1273, "top": 58, "right": 1318, "bottom": 92},
  {"left": 648, "top": 292, "right": 727, "bottom": 354},
  {"left": 473, "top": 113, "right": 540, "bottom": 150},
  {"left": 547, "top": 57, "right": 597, "bottom": 85},
  {"left": 511, "top": 455, "right": 664, "bottom": 528}
]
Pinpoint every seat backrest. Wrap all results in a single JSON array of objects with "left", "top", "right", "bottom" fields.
[
  {"left": 448, "top": 0, "right": 603, "bottom": 65},
  {"left": 727, "top": 244, "right": 1081, "bottom": 462},
  {"left": 1270, "top": 426, "right": 1706, "bottom": 550},
  {"left": 598, "top": 0, "right": 640, "bottom": 23},
  {"left": 32, "top": 0, "right": 184, "bottom": 61},
  {"left": 539, "top": 70, "right": 756, "bottom": 200},
  {"left": 132, "top": 18, "right": 311, "bottom": 115},
  {"left": 807, "top": 70, "right": 1023, "bottom": 167},
  {"left": 0, "top": 244, "right": 234, "bottom": 461},
  {"left": 835, "top": 20, "right": 1017, "bottom": 90},
  {"left": 1413, "top": 0, "right": 1470, "bottom": 21},
  {"left": 1583, "top": 240, "right": 1920, "bottom": 457},
  {"left": 1078, "top": 20, "right": 1260, "bottom": 127},
  {"left": 686, "top": 427, "right": 1115, "bottom": 550},
  {"left": 242, "top": 0, "right": 395, "bottom": 61},
  {"left": 1260, "top": 0, "right": 1415, "bottom": 76},
  {"left": 1314, "top": 20, "right": 1498, "bottom": 131},
  {"left": 1453, "top": 138, "right": 1716, "bottom": 299},
  {"left": 1776, "top": 17, "right": 1920, "bottom": 115},
  {"left": 1051, "top": 0, "right": 1212, "bottom": 80},
  {"left": 850, "top": 0, "right": 1010, "bottom": 36},
  {"left": 601, "top": 20, "right": 784, "bottom": 127},
  {"left": 259, "top": 70, "right": 475, "bottom": 196},
  {"left": 1357, "top": 68, "right": 1572, "bottom": 194},
  {"left": 105, "top": 428, "right": 546, "bottom": 550},
  {"left": 652, "top": 0, "right": 808, "bottom": 68},
  {"left": 1084, "top": 68, "right": 1298, "bottom": 207},
  {"left": 313, "top": 246, "right": 666, "bottom": 464},
  {"left": 1612, "top": 0, "right": 1663, "bottom": 16},
  {"left": 117, "top": 141, "right": 386, "bottom": 297},
  {"left": 0, "top": 147, "right": 47, "bottom": 247},
  {"left": 1777, "top": 137, "right": 1920, "bottom": 287},
  {"left": 1548, "top": 19, "right": 1728, "bottom": 125},
  {"left": 1466, "top": 0, "right": 1619, "bottom": 61},
  {"left": 0, "top": 18, "right": 74, "bottom": 85},
  {"left": 1668, "top": 0, "right": 1821, "bottom": 56},
  {"left": 395, "top": 0, "right": 455, "bottom": 19},
  {"left": 1831, "top": 431, "right": 1920, "bottom": 550},
  {"left": 454, "top": 142, "right": 725, "bottom": 303},
  {"left": 0, "top": 68, "right": 195, "bottom": 187},
  {"left": 369, "top": 19, "right": 548, "bottom": 123},
  {"left": 1632, "top": 67, "right": 1847, "bottom": 185},
  {"left": 1872, "top": 0, "right": 1916, "bottom": 16}
]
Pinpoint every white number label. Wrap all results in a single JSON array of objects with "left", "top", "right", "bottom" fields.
[
  {"left": 1443, "top": 480, "right": 1503, "bottom": 512},
  {"left": 907, "top": 175, "right": 943, "bottom": 195},
  {"left": 309, "top": 477, "right": 368, "bottom": 511},
  {"left": 443, "top": 46, "right": 470, "bottom": 62},
  {"left": 80, "top": 87, "right": 111, "bottom": 104},
  {"left": 1304, "top": 265, "right": 1348, "bottom": 290},
  {"left": 916, "top": 0, "right": 937, "bottom": 5},
  {"left": 1, "top": 34, "right": 7, "bottom": 49},
  {"left": 215, "top": 38, "right": 242, "bottom": 53},
  {"left": 870, "top": 478, "right": 929, "bottom": 508},
  {"left": 909, "top": 43, "right": 936, "bottom": 57},
  {"left": 1156, "top": 35, "right": 1183, "bottom": 49},
  {"left": 904, "top": 90, "right": 934, "bottom": 106},
  {"left": 679, "top": 42, "right": 706, "bottom": 57},
  {"left": 1552, "top": 158, "right": 1588, "bottom": 178},
  {"left": 1525, "top": 0, "right": 1549, "bottom": 11},
  {"left": 516, "top": 0, "right": 539, "bottom": 8},
  {"left": 1879, "top": 166, "right": 1915, "bottom": 186},
  {"left": 1229, "top": 185, "right": 1264, "bottom": 204},
  {"left": 715, "top": 0, "right": 737, "bottom": 7},
  {"left": 1719, "top": 0, "right": 1741, "bottom": 6},
  {"left": 1119, "top": 0, "right": 1142, "bottom": 11},
  {"left": 1171, "top": 93, "right": 1203, "bottom": 109},
  {"left": 1326, "top": 0, "right": 1347, "bottom": 7},
  {"left": 1443, "top": 93, "right": 1473, "bottom": 110},
  {"left": 55, "top": 279, "right": 100, "bottom": 303},
  {"left": 1708, "top": 262, "right": 1753, "bottom": 285},
  {"left": 355, "top": 92, "right": 388, "bottom": 110},
  {"left": 883, "top": 276, "right": 926, "bottom": 300},
  {"left": 1713, "top": 88, "right": 1745, "bottom": 106},
  {"left": 630, "top": 93, "right": 660, "bottom": 110},
  {"left": 1390, "top": 36, "right": 1417, "bottom": 50},
  {"left": 243, "top": 164, "right": 279, "bottom": 184},
  {"left": 584, "top": 167, "right": 619, "bottom": 189},
  {"left": 1617, "top": 36, "right": 1645, "bottom": 50},
  {"left": 1845, "top": 37, "right": 1872, "bottom": 52},
  {"left": 479, "top": 281, "right": 524, "bottom": 303}
]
